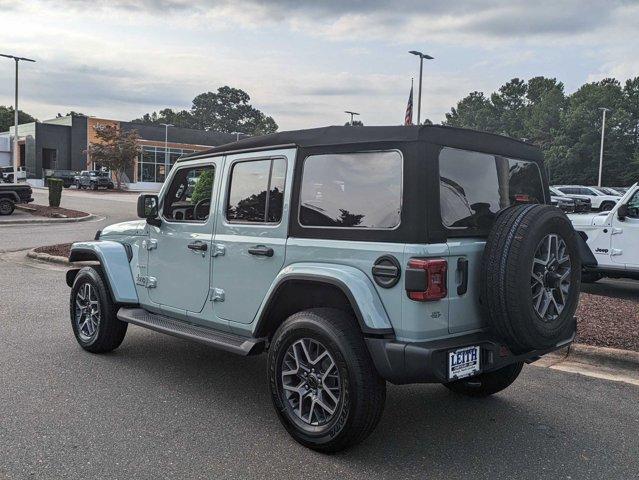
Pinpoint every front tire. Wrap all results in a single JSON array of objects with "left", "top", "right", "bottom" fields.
[
  {"left": 581, "top": 271, "right": 602, "bottom": 283},
  {"left": 444, "top": 362, "right": 524, "bottom": 397},
  {"left": 599, "top": 201, "right": 616, "bottom": 211},
  {"left": 268, "top": 308, "right": 386, "bottom": 453},
  {"left": 70, "top": 267, "right": 127, "bottom": 353}
]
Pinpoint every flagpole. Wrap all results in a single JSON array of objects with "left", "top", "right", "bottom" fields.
[{"left": 410, "top": 78, "right": 414, "bottom": 125}]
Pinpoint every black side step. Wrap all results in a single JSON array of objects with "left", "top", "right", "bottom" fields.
[{"left": 117, "top": 307, "right": 265, "bottom": 356}]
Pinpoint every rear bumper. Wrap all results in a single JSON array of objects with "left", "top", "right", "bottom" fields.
[{"left": 366, "top": 325, "right": 576, "bottom": 385}]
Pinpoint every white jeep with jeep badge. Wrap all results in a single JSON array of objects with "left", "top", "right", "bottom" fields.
[
  {"left": 569, "top": 183, "right": 639, "bottom": 282},
  {"left": 66, "top": 126, "right": 585, "bottom": 452}
]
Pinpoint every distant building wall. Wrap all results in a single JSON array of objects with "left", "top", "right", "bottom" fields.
[
  {"left": 70, "top": 115, "right": 88, "bottom": 171},
  {"left": 2, "top": 115, "right": 241, "bottom": 183},
  {"left": 35, "top": 123, "right": 72, "bottom": 176},
  {"left": 0, "top": 135, "right": 10, "bottom": 167}
]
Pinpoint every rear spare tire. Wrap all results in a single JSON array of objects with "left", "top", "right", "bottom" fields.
[{"left": 481, "top": 205, "right": 580, "bottom": 353}]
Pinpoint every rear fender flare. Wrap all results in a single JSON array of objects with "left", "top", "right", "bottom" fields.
[
  {"left": 68, "top": 241, "right": 138, "bottom": 304},
  {"left": 254, "top": 263, "right": 394, "bottom": 335}
]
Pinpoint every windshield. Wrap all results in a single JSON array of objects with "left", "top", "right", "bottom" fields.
[{"left": 439, "top": 147, "right": 545, "bottom": 234}]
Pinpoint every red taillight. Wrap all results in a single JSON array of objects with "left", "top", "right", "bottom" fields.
[{"left": 406, "top": 258, "right": 448, "bottom": 301}]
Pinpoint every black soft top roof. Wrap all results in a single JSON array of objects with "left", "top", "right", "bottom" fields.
[{"left": 182, "top": 125, "right": 542, "bottom": 163}]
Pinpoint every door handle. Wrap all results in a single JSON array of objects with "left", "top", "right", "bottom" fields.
[
  {"left": 187, "top": 241, "right": 208, "bottom": 252},
  {"left": 248, "top": 245, "right": 274, "bottom": 257},
  {"left": 457, "top": 258, "right": 469, "bottom": 295}
]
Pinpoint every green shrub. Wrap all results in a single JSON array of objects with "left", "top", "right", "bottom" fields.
[{"left": 48, "top": 178, "right": 63, "bottom": 207}]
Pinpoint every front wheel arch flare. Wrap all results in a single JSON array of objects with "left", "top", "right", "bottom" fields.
[{"left": 68, "top": 241, "right": 138, "bottom": 304}]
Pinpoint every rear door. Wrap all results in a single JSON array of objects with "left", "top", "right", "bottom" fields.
[{"left": 210, "top": 149, "right": 295, "bottom": 325}]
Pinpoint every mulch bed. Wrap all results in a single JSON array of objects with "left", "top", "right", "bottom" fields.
[
  {"left": 576, "top": 293, "right": 639, "bottom": 352},
  {"left": 34, "top": 243, "right": 73, "bottom": 257},
  {"left": 20, "top": 203, "right": 89, "bottom": 218}
]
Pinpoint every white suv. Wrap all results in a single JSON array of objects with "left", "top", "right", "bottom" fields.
[
  {"left": 554, "top": 185, "right": 621, "bottom": 211},
  {"left": 569, "top": 183, "right": 639, "bottom": 282}
]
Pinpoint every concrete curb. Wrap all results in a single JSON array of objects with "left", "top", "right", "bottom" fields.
[
  {"left": 0, "top": 210, "right": 96, "bottom": 225},
  {"left": 26, "top": 250, "right": 72, "bottom": 266},
  {"left": 545, "top": 343, "right": 639, "bottom": 371}
]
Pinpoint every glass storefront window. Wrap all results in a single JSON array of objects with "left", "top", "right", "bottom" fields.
[{"left": 137, "top": 146, "right": 198, "bottom": 182}]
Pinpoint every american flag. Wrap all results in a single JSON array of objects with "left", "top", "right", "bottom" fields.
[{"left": 404, "top": 79, "right": 414, "bottom": 125}]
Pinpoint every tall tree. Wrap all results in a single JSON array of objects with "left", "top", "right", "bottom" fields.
[
  {"left": 444, "top": 76, "right": 639, "bottom": 186},
  {"left": 132, "top": 86, "right": 278, "bottom": 135},
  {"left": 87, "top": 125, "right": 141, "bottom": 189},
  {"left": 0, "top": 106, "right": 36, "bottom": 132}
]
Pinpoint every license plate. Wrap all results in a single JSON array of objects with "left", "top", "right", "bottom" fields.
[{"left": 448, "top": 346, "right": 481, "bottom": 380}]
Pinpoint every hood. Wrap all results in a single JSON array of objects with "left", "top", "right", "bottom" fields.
[{"left": 100, "top": 220, "right": 146, "bottom": 237}]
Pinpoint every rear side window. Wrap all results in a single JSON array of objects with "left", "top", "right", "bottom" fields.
[
  {"left": 439, "top": 147, "right": 545, "bottom": 233},
  {"left": 226, "top": 158, "right": 286, "bottom": 223},
  {"left": 299, "top": 151, "right": 402, "bottom": 229}
]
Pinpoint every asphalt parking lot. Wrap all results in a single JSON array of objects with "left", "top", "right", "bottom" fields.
[{"left": 1, "top": 189, "right": 638, "bottom": 479}]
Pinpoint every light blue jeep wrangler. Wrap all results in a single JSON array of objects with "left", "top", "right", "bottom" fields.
[{"left": 67, "top": 126, "right": 582, "bottom": 452}]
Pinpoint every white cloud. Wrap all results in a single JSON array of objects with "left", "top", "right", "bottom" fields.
[{"left": 0, "top": 0, "right": 637, "bottom": 130}]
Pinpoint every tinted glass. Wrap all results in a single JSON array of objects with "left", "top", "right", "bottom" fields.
[
  {"left": 163, "top": 165, "right": 215, "bottom": 222},
  {"left": 439, "top": 147, "right": 545, "bottom": 232},
  {"left": 299, "top": 151, "right": 402, "bottom": 229},
  {"left": 627, "top": 191, "right": 639, "bottom": 218},
  {"left": 227, "top": 158, "right": 286, "bottom": 223}
]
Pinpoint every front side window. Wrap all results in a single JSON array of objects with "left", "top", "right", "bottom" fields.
[
  {"left": 162, "top": 165, "right": 215, "bottom": 222},
  {"left": 299, "top": 151, "right": 402, "bottom": 229},
  {"left": 439, "top": 147, "right": 545, "bottom": 233},
  {"left": 627, "top": 191, "right": 639, "bottom": 218},
  {"left": 226, "top": 158, "right": 286, "bottom": 223}
]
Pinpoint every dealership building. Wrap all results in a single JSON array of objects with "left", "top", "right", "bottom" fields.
[{"left": 0, "top": 114, "right": 238, "bottom": 189}]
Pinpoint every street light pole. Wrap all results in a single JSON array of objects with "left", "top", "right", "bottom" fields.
[
  {"left": 160, "top": 123, "right": 173, "bottom": 176},
  {"left": 1, "top": 53, "right": 35, "bottom": 184},
  {"left": 344, "top": 111, "right": 360, "bottom": 126},
  {"left": 598, "top": 108, "right": 610, "bottom": 188},
  {"left": 408, "top": 51, "right": 434, "bottom": 125}
]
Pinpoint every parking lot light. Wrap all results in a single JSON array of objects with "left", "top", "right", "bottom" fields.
[{"left": 0, "top": 53, "right": 36, "bottom": 184}]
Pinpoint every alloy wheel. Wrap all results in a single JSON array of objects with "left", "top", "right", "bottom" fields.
[
  {"left": 530, "top": 234, "right": 572, "bottom": 322},
  {"left": 74, "top": 283, "right": 101, "bottom": 341},
  {"left": 280, "top": 338, "right": 342, "bottom": 426}
]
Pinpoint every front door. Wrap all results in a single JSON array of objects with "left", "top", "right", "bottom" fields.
[
  {"left": 611, "top": 188, "right": 639, "bottom": 268},
  {"left": 211, "top": 149, "right": 294, "bottom": 325},
  {"left": 147, "top": 160, "right": 220, "bottom": 314}
]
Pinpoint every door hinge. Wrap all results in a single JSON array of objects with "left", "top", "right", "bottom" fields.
[
  {"left": 142, "top": 239, "right": 158, "bottom": 250},
  {"left": 612, "top": 227, "right": 623, "bottom": 235},
  {"left": 209, "top": 288, "right": 225, "bottom": 302},
  {"left": 211, "top": 243, "right": 226, "bottom": 257},
  {"left": 611, "top": 249, "right": 623, "bottom": 256},
  {"left": 147, "top": 276, "right": 157, "bottom": 288}
]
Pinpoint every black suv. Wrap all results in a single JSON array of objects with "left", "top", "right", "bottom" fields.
[{"left": 0, "top": 183, "right": 34, "bottom": 215}]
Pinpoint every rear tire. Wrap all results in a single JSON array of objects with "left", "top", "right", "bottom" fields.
[
  {"left": 444, "top": 362, "right": 524, "bottom": 397},
  {"left": 0, "top": 198, "right": 15, "bottom": 215},
  {"left": 268, "top": 308, "right": 386, "bottom": 453},
  {"left": 70, "top": 266, "right": 127, "bottom": 353}
]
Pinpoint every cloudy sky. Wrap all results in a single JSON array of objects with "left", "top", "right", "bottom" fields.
[{"left": 0, "top": 0, "right": 638, "bottom": 130}]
